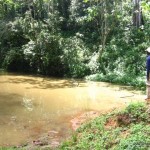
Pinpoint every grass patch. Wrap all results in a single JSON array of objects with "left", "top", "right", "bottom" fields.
[
  {"left": 0, "top": 148, "right": 18, "bottom": 150},
  {"left": 58, "top": 102, "right": 150, "bottom": 150}
]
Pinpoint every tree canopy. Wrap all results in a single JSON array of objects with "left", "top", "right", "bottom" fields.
[{"left": 0, "top": 0, "right": 150, "bottom": 78}]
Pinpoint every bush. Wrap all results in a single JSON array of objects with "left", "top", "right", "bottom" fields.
[
  {"left": 117, "top": 102, "right": 149, "bottom": 126},
  {"left": 86, "top": 73, "right": 146, "bottom": 90},
  {"left": 2, "top": 48, "right": 29, "bottom": 72}
]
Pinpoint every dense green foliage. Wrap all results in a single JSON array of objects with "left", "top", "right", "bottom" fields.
[
  {"left": 0, "top": 0, "right": 150, "bottom": 79},
  {"left": 86, "top": 73, "right": 146, "bottom": 90},
  {"left": 59, "top": 102, "right": 150, "bottom": 150}
]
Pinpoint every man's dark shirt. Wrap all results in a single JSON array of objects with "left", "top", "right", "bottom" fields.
[{"left": 146, "top": 55, "right": 150, "bottom": 80}]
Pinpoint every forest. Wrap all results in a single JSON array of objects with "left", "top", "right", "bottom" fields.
[
  {"left": 0, "top": 0, "right": 150, "bottom": 85},
  {"left": 0, "top": 0, "right": 150, "bottom": 149}
]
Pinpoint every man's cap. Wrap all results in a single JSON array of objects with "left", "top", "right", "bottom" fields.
[{"left": 145, "top": 47, "right": 150, "bottom": 53}]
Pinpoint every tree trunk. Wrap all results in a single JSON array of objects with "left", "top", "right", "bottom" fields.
[
  {"left": 98, "top": 0, "right": 110, "bottom": 59},
  {"left": 133, "top": 0, "right": 142, "bottom": 27}
]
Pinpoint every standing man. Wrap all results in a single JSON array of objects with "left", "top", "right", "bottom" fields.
[{"left": 146, "top": 47, "right": 150, "bottom": 101}]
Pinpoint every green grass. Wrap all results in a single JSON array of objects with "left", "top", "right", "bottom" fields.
[
  {"left": 58, "top": 102, "right": 150, "bottom": 150},
  {"left": 0, "top": 148, "right": 17, "bottom": 150}
]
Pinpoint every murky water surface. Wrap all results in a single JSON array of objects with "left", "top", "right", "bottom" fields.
[{"left": 0, "top": 73, "right": 145, "bottom": 146}]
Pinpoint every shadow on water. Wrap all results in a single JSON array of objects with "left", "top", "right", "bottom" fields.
[
  {"left": 0, "top": 74, "right": 86, "bottom": 89},
  {"left": 0, "top": 72, "right": 136, "bottom": 91}
]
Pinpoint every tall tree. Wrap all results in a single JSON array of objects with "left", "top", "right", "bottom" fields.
[{"left": 133, "top": 0, "right": 143, "bottom": 27}]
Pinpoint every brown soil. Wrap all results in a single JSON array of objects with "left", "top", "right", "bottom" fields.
[
  {"left": 70, "top": 111, "right": 100, "bottom": 131},
  {"left": 117, "top": 114, "right": 131, "bottom": 126},
  {"left": 105, "top": 117, "right": 118, "bottom": 129},
  {"left": 70, "top": 107, "right": 119, "bottom": 131}
]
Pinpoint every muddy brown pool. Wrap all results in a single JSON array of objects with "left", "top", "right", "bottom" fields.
[{"left": 0, "top": 73, "right": 145, "bottom": 146}]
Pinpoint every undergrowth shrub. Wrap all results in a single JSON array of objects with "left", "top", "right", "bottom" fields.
[
  {"left": 117, "top": 102, "right": 150, "bottom": 126},
  {"left": 86, "top": 73, "right": 146, "bottom": 90},
  {"left": 2, "top": 48, "right": 29, "bottom": 72}
]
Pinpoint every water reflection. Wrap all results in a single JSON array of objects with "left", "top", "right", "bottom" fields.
[
  {"left": 0, "top": 74, "right": 145, "bottom": 146},
  {"left": 22, "top": 96, "right": 34, "bottom": 112}
]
